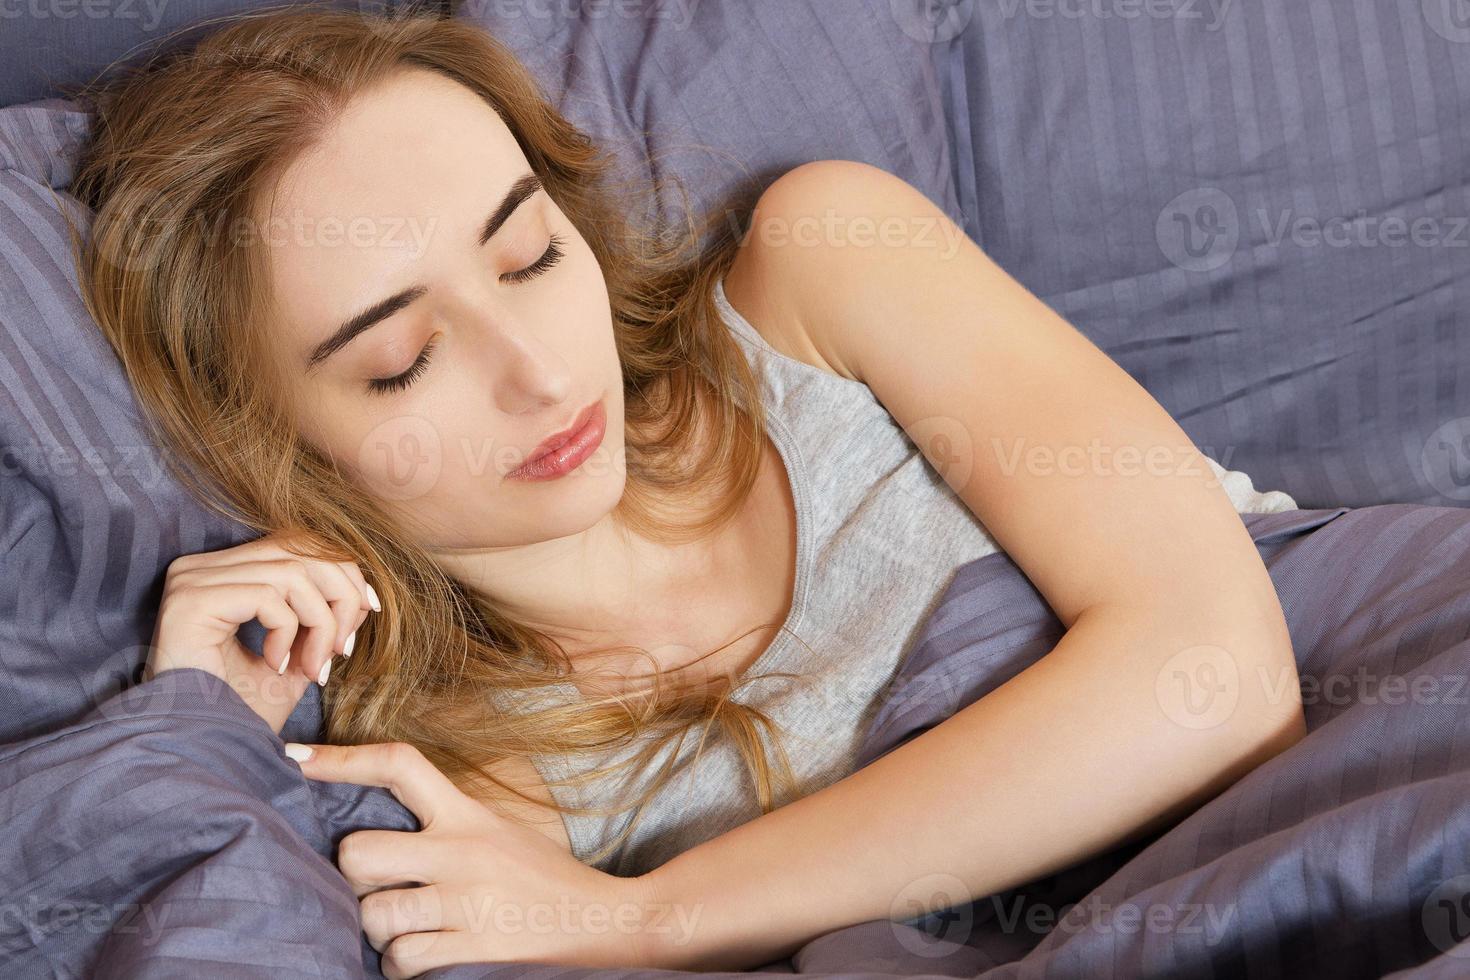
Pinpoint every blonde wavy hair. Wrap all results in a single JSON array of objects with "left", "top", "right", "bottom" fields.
[{"left": 60, "top": 2, "right": 807, "bottom": 867}]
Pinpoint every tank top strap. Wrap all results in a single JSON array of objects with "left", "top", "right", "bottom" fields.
[{"left": 712, "top": 275, "right": 770, "bottom": 352}]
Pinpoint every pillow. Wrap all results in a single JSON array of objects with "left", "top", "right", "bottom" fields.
[
  {"left": 1, "top": 82, "right": 418, "bottom": 980},
  {"left": 451, "top": 0, "right": 963, "bottom": 248},
  {"left": 0, "top": 0, "right": 393, "bottom": 109},
  {"left": 929, "top": 0, "right": 1470, "bottom": 508},
  {"left": 0, "top": 98, "right": 325, "bottom": 744},
  {"left": 0, "top": 1, "right": 454, "bottom": 746}
]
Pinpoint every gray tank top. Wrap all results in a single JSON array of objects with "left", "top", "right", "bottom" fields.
[{"left": 524, "top": 275, "right": 1300, "bottom": 877}]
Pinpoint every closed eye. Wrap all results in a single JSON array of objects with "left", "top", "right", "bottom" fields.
[
  {"left": 501, "top": 233, "right": 566, "bottom": 285},
  {"left": 366, "top": 336, "right": 438, "bottom": 395},
  {"left": 363, "top": 234, "right": 569, "bottom": 396}
]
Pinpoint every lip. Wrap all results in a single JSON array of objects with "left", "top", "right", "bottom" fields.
[{"left": 506, "top": 398, "right": 606, "bottom": 481}]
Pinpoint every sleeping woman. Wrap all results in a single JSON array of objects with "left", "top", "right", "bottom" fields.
[{"left": 65, "top": 8, "right": 1308, "bottom": 976}]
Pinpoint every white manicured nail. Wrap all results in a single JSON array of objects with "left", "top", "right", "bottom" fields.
[
  {"left": 365, "top": 583, "right": 381, "bottom": 612},
  {"left": 277, "top": 651, "right": 291, "bottom": 676},
  {"left": 284, "top": 743, "right": 314, "bottom": 762},
  {"left": 318, "top": 657, "right": 332, "bottom": 686},
  {"left": 343, "top": 630, "right": 356, "bottom": 658}
]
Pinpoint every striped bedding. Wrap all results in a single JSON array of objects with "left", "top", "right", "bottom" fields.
[{"left": 4, "top": 2, "right": 1470, "bottom": 976}]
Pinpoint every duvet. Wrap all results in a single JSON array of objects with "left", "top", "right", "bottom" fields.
[{"left": 5, "top": 502, "right": 1470, "bottom": 978}]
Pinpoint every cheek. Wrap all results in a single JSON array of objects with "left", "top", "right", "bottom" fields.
[
  {"left": 287, "top": 390, "right": 347, "bottom": 469},
  {"left": 565, "top": 248, "right": 616, "bottom": 357},
  {"left": 336, "top": 411, "right": 456, "bottom": 505}
]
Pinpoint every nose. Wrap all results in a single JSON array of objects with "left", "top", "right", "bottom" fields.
[{"left": 472, "top": 310, "right": 574, "bottom": 417}]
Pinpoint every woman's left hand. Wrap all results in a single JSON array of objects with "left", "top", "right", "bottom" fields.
[{"left": 283, "top": 740, "right": 666, "bottom": 978}]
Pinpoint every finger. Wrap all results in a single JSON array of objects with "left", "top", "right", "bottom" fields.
[
  {"left": 336, "top": 829, "right": 446, "bottom": 899},
  {"left": 342, "top": 601, "right": 372, "bottom": 660},
  {"left": 176, "top": 560, "right": 338, "bottom": 683},
  {"left": 254, "top": 533, "right": 377, "bottom": 616},
  {"left": 333, "top": 559, "right": 378, "bottom": 614},
  {"left": 256, "top": 543, "right": 375, "bottom": 660},
  {"left": 174, "top": 581, "right": 298, "bottom": 675},
  {"left": 381, "top": 930, "right": 483, "bottom": 980},
  {"left": 284, "top": 741, "right": 459, "bottom": 830},
  {"left": 261, "top": 557, "right": 354, "bottom": 666},
  {"left": 259, "top": 602, "right": 300, "bottom": 676},
  {"left": 286, "top": 556, "right": 364, "bottom": 657},
  {"left": 361, "top": 884, "right": 445, "bottom": 949}
]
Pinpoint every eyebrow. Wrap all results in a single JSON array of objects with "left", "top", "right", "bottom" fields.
[{"left": 304, "top": 171, "right": 544, "bottom": 373}]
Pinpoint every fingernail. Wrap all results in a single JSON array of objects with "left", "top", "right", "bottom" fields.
[
  {"left": 343, "top": 630, "right": 356, "bottom": 658},
  {"left": 277, "top": 651, "right": 291, "bottom": 676},
  {"left": 284, "top": 743, "right": 314, "bottom": 762},
  {"left": 318, "top": 657, "right": 333, "bottom": 686},
  {"left": 366, "top": 583, "right": 381, "bottom": 613}
]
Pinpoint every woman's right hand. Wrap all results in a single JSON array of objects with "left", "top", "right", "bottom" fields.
[{"left": 143, "top": 530, "right": 380, "bottom": 735}]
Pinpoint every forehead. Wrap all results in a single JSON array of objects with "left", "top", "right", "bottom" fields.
[{"left": 258, "top": 68, "right": 528, "bottom": 358}]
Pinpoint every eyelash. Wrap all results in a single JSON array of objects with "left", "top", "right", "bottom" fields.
[
  {"left": 501, "top": 233, "right": 567, "bottom": 285},
  {"left": 367, "top": 336, "right": 438, "bottom": 395},
  {"left": 365, "top": 234, "right": 568, "bottom": 395}
]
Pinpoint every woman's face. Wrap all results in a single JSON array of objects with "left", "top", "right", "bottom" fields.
[{"left": 258, "top": 67, "right": 627, "bottom": 550}]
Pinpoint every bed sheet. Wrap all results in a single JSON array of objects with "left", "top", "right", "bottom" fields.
[{"left": 8, "top": 503, "right": 1470, "bottom": 978}]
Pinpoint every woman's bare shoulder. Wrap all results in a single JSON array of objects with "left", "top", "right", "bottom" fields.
[
  {"left": 721, "top": 161, "right": 917, "bottom": 386},
  {"left": 720, "top": 215, "right": 854, "bottom": 383}
]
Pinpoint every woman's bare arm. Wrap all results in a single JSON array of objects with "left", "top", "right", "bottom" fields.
[
  {"left": 638, "top": 604, "right": 1304, "bottom": 970},
  {"left": 632, "top": 161, "right": 1306, "bottom": 970}
]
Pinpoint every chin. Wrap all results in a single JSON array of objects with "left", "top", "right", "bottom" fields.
[{"left": 517, "top": 463, "right": 626, "bottom": 532}]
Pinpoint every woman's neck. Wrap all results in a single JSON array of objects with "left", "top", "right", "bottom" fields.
[{"left": 431, "top": 442, "right": 795, "bottom": 703}]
